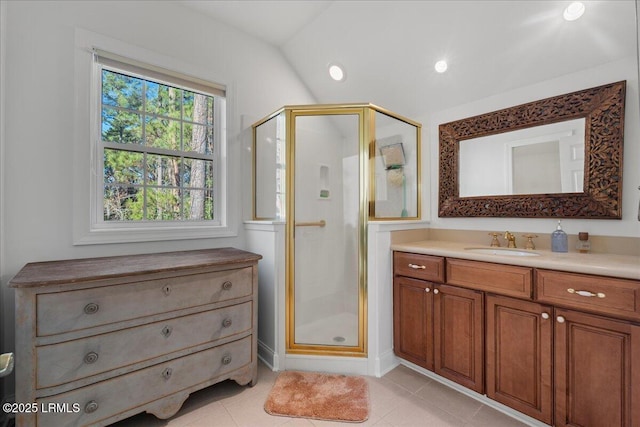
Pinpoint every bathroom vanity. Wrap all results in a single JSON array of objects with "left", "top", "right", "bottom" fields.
[
  {"left": 10, "top": 248, "right": 261, "bottom": 427},
  {"left": 391, "top": 240, "right": 639, "bottom": 427}
]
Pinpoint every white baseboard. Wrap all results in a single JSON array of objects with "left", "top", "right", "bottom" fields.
[
  {"left": 257, "top": 340, "right": 275, "bottom": 369},
  {"left": 374, "top": 349, "right": 400, "bottom": 377}
]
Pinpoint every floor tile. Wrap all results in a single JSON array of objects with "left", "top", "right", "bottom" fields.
[
  {"left": 110, "top": 361, "right": 534, "bottom": 427},
  {"left": 466, "top": 405, "right": 529, "bottom": 427},
  {"left": 415, "top": 379, "right": 483, "bottom": 422}
]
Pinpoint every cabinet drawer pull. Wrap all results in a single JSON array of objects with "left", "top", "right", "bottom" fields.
[
  {"left": 433, "top": 289, "right": 439, "bottom": 294},
  {"left": 557, "top": 316, "right": 566, "bottom": 323},
  {"left": 408, "top": 263, "right": 426, "bottom": 270},
  {"left": 161, "top": 368, "right": 173, "bottom": 380},
  {"left": 222, "top": 281, "right": 233, "bottom": 291},
  {"left": 541, "top": 312, "right": 550, "bottom": 320},
  {"left": 83, "top": 303, "right": 99, "bottom": 315},
  {"left": 567, "top": 288, "right": 605, "bottom": 298},
  {"left": 222, "top": 355, "right": 232, "bottom": 365},
  {"left": 425, "top": 288, "right": 431, "bottom": 293},
  {"left": 161, "top": 325, "right": 173, "bottom": 338},
  {"left": 84, "top": 352, "right": 99, "bottom": 364},
  {"left": 84, "top": 400, "right": 99, "bottom": 414},
  {"left": 222, "top": 318, "right": 232, "bottom": 328}
]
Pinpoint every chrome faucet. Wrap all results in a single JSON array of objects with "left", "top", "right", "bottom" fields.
[{"left": 504, "top": 231, "right": 516, "bottom": 248}]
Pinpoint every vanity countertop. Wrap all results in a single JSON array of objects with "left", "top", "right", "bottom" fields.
[{"left": 391, "top": 240, "right": 640, "bottom": 280}]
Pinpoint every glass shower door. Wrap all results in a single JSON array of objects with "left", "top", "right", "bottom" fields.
[{"left": 288, "top": 111, "right": 365, "bottom": 355}]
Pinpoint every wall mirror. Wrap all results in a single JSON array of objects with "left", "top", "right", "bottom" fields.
[{"left": 438, "top": 81, "right": 626, "bottom": 219}]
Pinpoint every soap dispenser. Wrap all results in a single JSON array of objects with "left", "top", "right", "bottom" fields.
[{"left": 551, "top": 220, "right": 568, "bottom": 253}]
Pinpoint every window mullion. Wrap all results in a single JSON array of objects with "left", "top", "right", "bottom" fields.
[{"left": 101, "top": 142, "right": 212, "bottom": 161}]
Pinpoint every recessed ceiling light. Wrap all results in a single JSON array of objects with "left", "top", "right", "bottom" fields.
[
  {"left": 563, "top": 2, "right": 585, "bottom": 21},
  {"left": 328, "top": 64, "right": 345, "bottom": 81},
  {"left": 434, "top": 60, "right": 448, "bottom": 73}
]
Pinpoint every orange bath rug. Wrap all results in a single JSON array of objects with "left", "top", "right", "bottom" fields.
[{"left": 264, "top": 370, "right": 370, "bottom": 423}]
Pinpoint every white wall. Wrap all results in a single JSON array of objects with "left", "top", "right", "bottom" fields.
[
  {"left": 0, "top": 0, "right": 316, "bottom": 400},
  {"left": 424, "top": 56, "right": 640, "bottom": 239}
]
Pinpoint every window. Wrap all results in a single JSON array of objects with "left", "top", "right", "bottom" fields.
[{"left": 94, "top": 50, "right": 225, "bottom": 226}]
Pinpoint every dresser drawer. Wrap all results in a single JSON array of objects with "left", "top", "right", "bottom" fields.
[
  {"left": 536, "top": 269, "right": 640, "bottom": 320},
  {"left": 446, "top": 259, "right": 532, "bottom": 299},
  {"left": 36, "top": 336, "right": 251, "bottom": 427},
  {"left": 36, "top": 302, "right": 252, "bottom": 389},
  {"left": 394, "top": 252, "right": 445, "bottom": 283},
  {"left": 37, "top": 267, "right": 253, "bottom": 336}
]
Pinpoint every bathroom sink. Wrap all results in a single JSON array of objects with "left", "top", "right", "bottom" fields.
[{"left": 464, "top": 247, "right": 541, "bottom": 257}]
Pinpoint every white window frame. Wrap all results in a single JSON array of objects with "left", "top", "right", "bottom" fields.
[{"left": 73, "top": 30, "right": 234, "bottom": 245}]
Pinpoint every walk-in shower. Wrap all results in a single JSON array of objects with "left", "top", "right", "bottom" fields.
[{"left": 252, "top": 104, "right": 421, "bottom": 359}]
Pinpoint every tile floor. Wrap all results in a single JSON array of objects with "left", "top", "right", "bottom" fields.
[{"left": 112, "top": 362, "right": 528, "bottom": 427}]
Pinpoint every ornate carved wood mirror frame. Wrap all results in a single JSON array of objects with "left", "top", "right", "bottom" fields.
[{"left": 438, "top": 81, "right": 626, "bottom": 218}]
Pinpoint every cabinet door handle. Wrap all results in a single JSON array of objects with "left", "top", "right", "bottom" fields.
[
  {"left": 425, "top": 288, "right": 431, "bottom": 293},
  {"left": 557, "top": 316, "right": 566, "bottom": 323},
  {"left": 541, "top": 312, "right": 550, "bottom": 320},
  {"left": 408, "top": 264, "right": 426, "bottom": 270},
  {"left": 433, "top": 289, "right": 439, "bottom": 295},
  {"left": 567, "top": 288, "right": 605, "bottom": 298}
]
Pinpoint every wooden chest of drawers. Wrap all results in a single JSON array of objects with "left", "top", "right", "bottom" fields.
[{"left": 10, "top": 248, "right": 262, "bottom": 427}]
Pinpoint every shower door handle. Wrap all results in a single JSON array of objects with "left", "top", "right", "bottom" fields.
[{"left": 295, "top": 220, "right": 326, "bottom": 227}]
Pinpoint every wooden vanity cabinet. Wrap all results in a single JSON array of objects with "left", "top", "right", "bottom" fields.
[
  {"left": 393, "top": 253, "right": 484, "bottom": 393},
  {"left": 394, "top": 251, "right": 640, "bottom": 427},
  {"left": 554, "top": 307, "right": 640, "bottom": 427},
  {"left": 393, "top": 275, "right": 434, "bottom": 370},
  {"left": 485, "top": 294, "right": 553, "bottom": 424},
  {"left": 434, "top": 284, "right": 484, "bottom": 394}
]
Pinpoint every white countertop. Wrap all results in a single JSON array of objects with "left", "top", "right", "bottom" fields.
[{"left": 391, "top": 240, "right": 640, "bottom": 280}]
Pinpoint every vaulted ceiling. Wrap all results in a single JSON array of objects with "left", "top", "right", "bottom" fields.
[{"left": 180, "top": 0, "right": 638, "bottom": 119}]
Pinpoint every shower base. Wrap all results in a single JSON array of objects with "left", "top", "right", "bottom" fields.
[{"left": 294, "top": 312, "right": 358, "bottom": 347}]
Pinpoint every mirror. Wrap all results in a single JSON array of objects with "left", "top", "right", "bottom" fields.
[
  {"left": 439, "top": 81, "right": 626, "bottom": 218},
  {"left": 459, "top": 118, "right": 586, "bottom": 197}
]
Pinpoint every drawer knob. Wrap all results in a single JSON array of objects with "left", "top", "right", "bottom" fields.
[
  {"left": 433, "top": 289, "right": 439, "bottom": 295},
  {"left": 162, "top": 368, "right": 173, "bottom": 380},
  {"left": 84, "top": 352, "right": 99, "bottom": 364},
  {"left": 541, "top": 312, "right": 550, "bottom": 320},
  {"left": 222, "top": 355, "right": 232, "bottom": 365},
  {"left": 567, "top": 288, "right": 605, "bottom": 298},
  {"left": 161, "top": 325, "right": 173, "bottom": 338},
  {"left": 222, "top": 281, "right": 233, "bottom": 291},
  {"left": 83, "top": 303, "right": 99, "bottom": 315},
  {"left": 425, "top": 288, "right": 431, "bottom": 293},
  {"left": 84, "top": 400, "right": 99, "bottom": 414},
  {"left": 162, "top": 285, "right": 172, "bottom": 296},
  {"left": 408, "top": 263, "right": 426, "bottom": 270},
  {"left": 557, "top": 316, "right": 566, "bottom": 323},
  {"left": 222, "top": 318, "right": 232, "bottom": 328}
]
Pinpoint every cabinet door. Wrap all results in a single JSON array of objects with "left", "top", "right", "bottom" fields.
[
  {"left": 393, "top": 276, "right": 434, "bottom": 370},
  {"left": 555, "top": 308, "right": 640, "bottom": 427},
  {"left": 486, "top": 295, "right": 553, "bottom": 424},
  {"left": 434, "top": 284, "right": 484, "bottom": 393}
]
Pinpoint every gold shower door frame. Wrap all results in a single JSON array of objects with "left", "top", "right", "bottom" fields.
[
  {"left": 285, "top": 105, "right": 369, "bottom": 357},
  {"left": 252, "top": 103, "right": 422, "bottom": 358}
]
